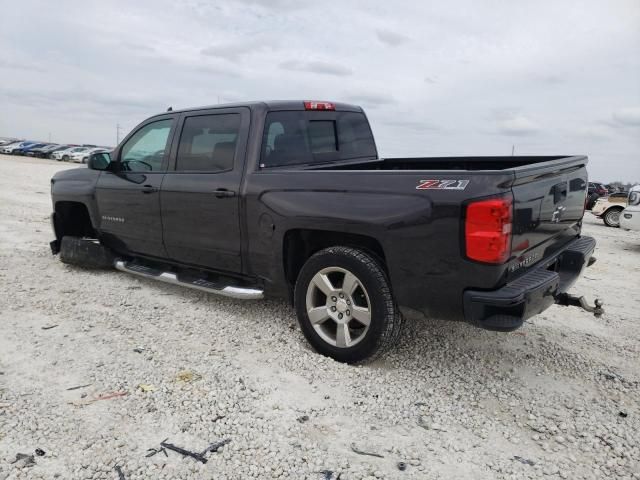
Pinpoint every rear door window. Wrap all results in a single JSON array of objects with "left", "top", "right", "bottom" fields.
[{"left": 176, "top": 114, "right": 240, "bottom": 172}]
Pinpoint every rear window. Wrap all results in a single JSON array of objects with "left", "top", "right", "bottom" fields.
[{"left": 261, "top": 111, "right": 376, "bottom": 168}]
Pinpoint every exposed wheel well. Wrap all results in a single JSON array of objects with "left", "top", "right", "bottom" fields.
[
  {"left": 283, "top": 229, "right": 386, "bottom": 287},
  {"left": 54, "top": 202, "right": 96, "bottom": 239}
]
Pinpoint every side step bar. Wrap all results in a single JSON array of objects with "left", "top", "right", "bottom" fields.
[{"left": 114, "top": 260, "right": 264, "bottom": 300}]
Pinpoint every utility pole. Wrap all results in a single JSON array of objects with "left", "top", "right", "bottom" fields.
[
  {"left": 48, "top": 132, "right": 52, "bottom": 142},
  {"left": 116, "top": 123, "right": 123, "bottom": 145},
  {"left": 511, "top": 144, "right": 515, "bottom": 156}
]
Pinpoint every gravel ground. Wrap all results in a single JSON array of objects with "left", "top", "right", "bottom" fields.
[{"left": 0, "top": 153, "right": 639, "bottom": 480}]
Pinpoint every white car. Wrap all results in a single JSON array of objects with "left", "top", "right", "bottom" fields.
[
  {"left": 51, "top": 146, "right": 90, "bottom": 162},
  {"left": 70, "top": 147, "right": 109, "bottom": 164},
  {"left": 1, "top": 141, "right": 32, "bottom": 154},
  {"left": 620, "top": 186, "right": 640, "bottom": 232},
  {"left": 590, "top": 193, "right": 629, "bottom": 227}
]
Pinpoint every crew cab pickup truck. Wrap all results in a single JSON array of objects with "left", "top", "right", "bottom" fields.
[{"left": 50, "top": 100, "right": 598, "bottom": 363}]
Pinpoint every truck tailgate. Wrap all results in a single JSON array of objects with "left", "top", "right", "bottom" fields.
[{"left": 508, "top": 156, "right": 588, "bottom": 279}]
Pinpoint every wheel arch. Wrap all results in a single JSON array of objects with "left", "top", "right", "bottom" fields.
[
  {"left": 604, "top": 205, "right": 624, "bottom": 213},
  {"left": 283, "top": 229, "right": 387, "bottom": 289},
  {"left": 53, "top": 201, "right": 97, "bottom": 240}
]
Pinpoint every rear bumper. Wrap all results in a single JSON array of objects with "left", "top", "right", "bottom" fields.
[{"left": 463, "top": 236, "right": 596, "bottom": 331}]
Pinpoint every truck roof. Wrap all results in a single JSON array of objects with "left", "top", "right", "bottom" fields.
[{"left": 151, "top": 100, "right": 364, "bottom": 118}]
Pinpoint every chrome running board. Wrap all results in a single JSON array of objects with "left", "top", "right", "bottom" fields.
[{"left": 114, "top": 260, "right": 264, "bottom": 300}]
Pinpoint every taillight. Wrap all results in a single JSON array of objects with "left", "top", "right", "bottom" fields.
[
  {"left": 304, "top": 101, "right": 335, "bottom": 110},
  {"left": 465, "top": 195, "right": 513, "bottom": 264}
]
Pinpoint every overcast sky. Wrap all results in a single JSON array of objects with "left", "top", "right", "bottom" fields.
[{"left": 1, "top": 0, "right": 639, "bottom": 182}]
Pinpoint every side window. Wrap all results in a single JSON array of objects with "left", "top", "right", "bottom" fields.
[
  {"left": 176, "top": 114, "right": 240, "bottom": 172},
  {"left": 120, "top": 119, "right": 173, "bottom": 172}
]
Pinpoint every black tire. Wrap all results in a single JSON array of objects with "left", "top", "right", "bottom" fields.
[
  {"left": 59, "top": 236, "right": 115, "bottom": 269},
  {"left": 603, "top": 207, "right": 622, "bottom": 227},
  {"left": 62, "top": 155, "right": 69, "bottom": 162},
  {"left": 294, "top": 246, "right": 403, "bottom": 364}
]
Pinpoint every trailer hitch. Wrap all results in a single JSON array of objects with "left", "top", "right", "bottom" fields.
[{"left": 555, "top": 293, "right": 604, "bottom": 317}]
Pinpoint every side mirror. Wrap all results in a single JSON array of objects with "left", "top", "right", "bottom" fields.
[{"left": 87, "top": 152, "right": 112, "bottom": 171}]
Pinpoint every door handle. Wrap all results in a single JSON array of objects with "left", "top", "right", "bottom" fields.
[
  {"left": 213, "top": 188, "right": 236, "bottom": 198},
  {"left": 141, "top": 185, "right": 158, "bottom": 194}
]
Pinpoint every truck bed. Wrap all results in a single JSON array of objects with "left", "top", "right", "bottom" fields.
[{"left": 311, "top": 155, "right": 571, "bottom": 171}]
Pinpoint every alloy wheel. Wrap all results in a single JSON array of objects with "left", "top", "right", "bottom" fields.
[{"left": 305, "top": 266, "right": 372, "bottom": 348}]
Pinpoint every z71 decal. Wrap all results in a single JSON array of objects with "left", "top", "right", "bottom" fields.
[{"left": 416, "top": 179, "right": 470, "bottom": 191}]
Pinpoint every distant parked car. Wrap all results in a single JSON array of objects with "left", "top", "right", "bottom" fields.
[
  {"left": 0, "top": 139, "right": 20, "bottom": 146},
  {"left": 588, "top": 182, "right": 608, "bottom": 196},
  {"left": 586, "top": 182, "right": 609, "bottom": 210},
  {"left": 620, "top": 186, "right": 640, "bottom": 233},
  {"left": 70, "top": 147, "right": 109, "bottom": 164},
  {"left": 591, "top": 192, "right": 629, "bottom": 227},
  {"left": 51, "top": 146, "right": 90, "bottom": 162},
  {"left": 0, "top": 140, "right": 23, "bottom": 150},
  {"left": 2, "top": 141, "right": 38, "bottom": 154},
  {"left": 44, "top": 145, "right": 75, "bottom": 159},
  {"left": 26, "top": 144, "right": 60, "bottom": 157},
  {"left": 13, "top": 143, "right": 50, "bottom": 156}
]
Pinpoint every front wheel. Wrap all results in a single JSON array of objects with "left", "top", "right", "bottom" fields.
[
  {"left": 294, "top": 246, "right": 403, "bottom": 363},
  {"left": 62, "top": 155, "right": 69, "bottom": 162},
  {"left": 603, "top": 207, "right": 622, "bottom": 227}
]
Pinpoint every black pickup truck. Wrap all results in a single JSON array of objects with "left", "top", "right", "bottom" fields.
[{"left": 50, "top": 100, "right": 598, "bottom": 363}]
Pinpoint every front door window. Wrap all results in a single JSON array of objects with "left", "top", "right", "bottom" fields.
[{"left": 120, "top": 119, "right": 173, "bottom": 172}]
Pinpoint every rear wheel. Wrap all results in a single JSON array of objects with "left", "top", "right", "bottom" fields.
[
  {"left": 603, "top": 207, "right": 622, "bottom": 227},
  {"left": 62, "top": 155, "right": 69, "bottom": 162},
  {"left": 294, "top": 246, "right": 403, "bottom": 363}
]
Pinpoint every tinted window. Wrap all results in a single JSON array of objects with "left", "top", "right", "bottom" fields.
[
  {"left": 308, "top": 121, "right": 337, "bottom": 153},
  {"left": 176, "top": 114, "right": 240, "bottom": 172},
  {"left": 261, "top": 111, "right": 376, "bottom": 168},
  {"left": 121, "top": 119, "right": 173, "bottom": 172}
]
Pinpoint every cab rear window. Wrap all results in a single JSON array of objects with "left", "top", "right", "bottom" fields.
[{"left": 261, "top": 111, "right": 376, "bottom": 168}]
